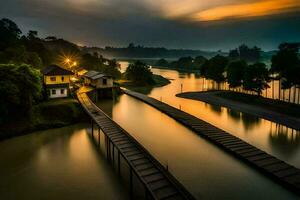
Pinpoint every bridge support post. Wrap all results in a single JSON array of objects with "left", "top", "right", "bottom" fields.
[
  {"left": 130, "top": 167, "right": 133, "bottom": 198},
  {"left": 112, "top": 145, "right": 115, "bottom": 168},
  {"left": 106, "top": 135, "right": 109, "bottom": 160},
  {"left": 118, "top": 151, "right": 120, "bottom": 176},
  {"left": 108, "top": 140, "right": 111, "bottom": 162},
  {"left": 98, "top": 127, "right": 100, "bottom": 146},
  {"left": 91, "top": 120, "right": 94, "bottom": 137}
]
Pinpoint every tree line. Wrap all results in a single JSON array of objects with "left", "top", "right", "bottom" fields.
[
  {"left": 202, "top": 43, "right": 300, "bottom": 103},
  {"left": 157, "top": 43, "right": 300, "bottom": 103}
]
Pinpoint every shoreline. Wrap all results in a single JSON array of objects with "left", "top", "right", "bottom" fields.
[
  {"left": 117, "top": 73, "right": 171, "bottom": 94},
  {"left": 0, "top": 98, "right": 88, "bottom": 141},
  {"left": 176, "top": 91, "right": 300, "bottom": 130},
  {"left": 152, "top": 66, "right": 200, "bottom": 73}
]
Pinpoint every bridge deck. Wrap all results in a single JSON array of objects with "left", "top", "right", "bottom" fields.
[
  {"left": 77, "top": 91, "right": 195, "bottom": 200},
  {"left": 123, "top": 89, "right": 300, "bottom": 195}
]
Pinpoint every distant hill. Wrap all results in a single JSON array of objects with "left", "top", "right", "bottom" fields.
[{"left": 81, "top": 43, "right": 226, "bottom": 59}]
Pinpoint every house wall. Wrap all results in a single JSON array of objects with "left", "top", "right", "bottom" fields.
[
  {"left": 48, "top": 88, "right": 68, "bottom": 98},
  {"left": 44, "top": 75, "right": 71, "bottom": 85},
  {"left": 94, "top": 78, "right": 114, "bottom": 88},
  {"left": 84, "top": 77, "right": 91, "bottom": 85}
]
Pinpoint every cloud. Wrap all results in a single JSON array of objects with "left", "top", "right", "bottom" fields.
[
  {"left": 0, "top": 0, "right": 299, "bottom": 50},
  {"left": 190, "top": 0, "right": 300, "bottom": 21}
]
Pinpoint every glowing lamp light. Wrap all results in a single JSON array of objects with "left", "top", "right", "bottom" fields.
[{"left": 65, "top": 58, "right": 71, "bottom": 63}]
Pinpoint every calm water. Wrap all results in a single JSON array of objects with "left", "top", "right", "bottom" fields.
[
  {"left": 101, "top": 61, "right": 300, "bottom": 199},
  {"left": 0, "top": 124, "right": 129, "bottom": 200},
  {"left": 120, "top": 61, "right": 300, "bottom": 168}
]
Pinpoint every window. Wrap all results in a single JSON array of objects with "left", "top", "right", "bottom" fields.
[
  {"left": 103, "top": 79, "right": 107, "bottom": 85},
  {"left": 51, "top": 89, "right": 56, "bottom": 95},
  {"left": 61, "top": 76, "right": 65, "bottom": 81},
  {"left": 61, "top": 89, "right": 65, "bottom": 94},
  {"left": 50, "top": 76, "right": 56, "bottom": 81}
]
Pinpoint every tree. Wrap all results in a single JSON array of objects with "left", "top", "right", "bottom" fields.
[
  {"left": 226, "top": 60, "right": 247, "bottom": 88},
  {"left": 271, "top": 43, "right": 300, "bottom": 102},
  {"left": 203, "top": 55, "right": 229, "bottom": 88},
  {"left": 0, "top": 64, "right": 42, "bottom": 123},
  {"left": 229, "top": 49, "right": 239, "bottom": 60},
  {"left": 229, "top": 44, "right": 261, "bottom": 63},
  {"left": 243, "top": 62, "right": 269, "bottom": 95},
  {"left": 27, "top": 30, "right": 38, "bottom": 41},
  {"left": 193, "top": 56, "right": 207, "bottom": 70},
  {"left": 125, "top": 61, "right": 154, "bottom": 85},
  {"left": 0, "top": 18, "right": 22, "bottom": 50},
  {"left": 156, "top": 59, "right": 169, "bottom": 67}
]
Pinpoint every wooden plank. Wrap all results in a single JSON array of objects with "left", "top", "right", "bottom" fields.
[
  {"left": 78, "top": 92, "right": 195, "bottom": 200},
  {"left": 122, "top": 89, "right": 300, "bottom": 195}
]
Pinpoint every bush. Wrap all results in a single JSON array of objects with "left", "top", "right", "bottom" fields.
[{"left": 0, "top": 64, "right": 42, "bottom": 123}]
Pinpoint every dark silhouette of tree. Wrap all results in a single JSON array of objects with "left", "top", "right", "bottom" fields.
[
  {"left": 243, "top": 62, "right": 269, "bottom": 95},
  {"left": 0, "top": 18, "right": 22, "bottom": 50},
  {"left": 229, "top": 44, "right": 261, "bottom": 63},
  {"left": 81, "top": 53, "right": 121, "bottom": 79},
  {"left": 193, "top": 55, "right": 207, "bottom": 70},
  {"left": 229, "top": 49, "right": 239, "bottom": 60},
  {"left": 156, "top": 59, "right": 169, "bottom": 67},
  {"left": 45, "top": 36, "right": 57, "bottom": 41},
  {"left": 226, "top": 60, "right": 247, "bottom": 88},
  {"left": 271, "top": 42, "right": 300, "bottom": 102},
  {"left": 203, "top": 55, "right": 229, "bottom": 88},
  {"left": 125, "top": 61, "right": 154, "bottom": 85}
]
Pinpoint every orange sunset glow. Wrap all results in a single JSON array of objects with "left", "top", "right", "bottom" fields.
[{"left": 191, "top": 0, "right": 300, "bottom": 21}]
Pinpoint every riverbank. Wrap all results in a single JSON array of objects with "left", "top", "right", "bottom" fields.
[
  {"left": 0, "top": 98, "right": 87, "bottom": 140},
  {"left": 123, "top": 89, "right": 300, "bottom": 195},
  {"left": 176, "top": 91, "right": 300, "bottom": 130},
  {"left": 117, "top": 74, "right": 171, "bottom": 94},
  {"left": 152, "top": 66, "right": 199, "bottom": 73}
]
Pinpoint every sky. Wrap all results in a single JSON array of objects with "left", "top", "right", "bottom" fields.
[{"left": 1, "top": 0, "right": 300, "bottom": 51}]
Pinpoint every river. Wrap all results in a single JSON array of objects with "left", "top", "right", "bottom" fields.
[
  {"left": 0, "top": 124, "right": 129, "bottom": 200},
  {"left": 0, "top": 62, "right": 299, "bottom": 199},
  {"left": 96, "top": 61, "right": 300, "bottom": 199}
]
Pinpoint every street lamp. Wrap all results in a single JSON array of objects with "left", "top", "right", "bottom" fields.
[{"left": 65, "top": 58, "right": 71, "bottom": 64}]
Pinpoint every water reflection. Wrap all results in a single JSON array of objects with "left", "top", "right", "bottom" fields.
[
  {"left": 227, "top": 109, "right": 241, "bottom": 122},
  {"left": 0, "top": 124, "right": 128, "bottom": 200},
  {"left": 207, "top": 103, "right": 222, "bottom": 114},
  {"left": 96, "top": 94, "right": 299, "bottom": 199},
  {"left": 269, "top": 123, "right": 300, "bottom": 157},
  {"left": 240, "top": 113, "right": 261, "bottom": 130},
  {"left": 119, "top": 61, "right": 300, "bottom": 168}
]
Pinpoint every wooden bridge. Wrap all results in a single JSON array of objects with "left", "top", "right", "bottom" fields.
[
  {"left": 123, "top": 89, "right": 300, "bottom": 195},
  {"left": 77, "top": 90, "right": 195, "bottom": 200}
]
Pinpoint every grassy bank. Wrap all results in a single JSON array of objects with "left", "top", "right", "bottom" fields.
[
  {"left": 117, "top": 74, "right": 171, "bottom": 94},
  {"left": 216, "top": 91, "right": 300, "bottom": 118},
  {"left": 0, "top": 98, "right": 87, "bottom": 140}
]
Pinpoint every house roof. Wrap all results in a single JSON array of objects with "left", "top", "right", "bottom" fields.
[
  {"left": 42, "top": 65, "right": 74, "bottom": 76},
  {"left": 83, "top": 70, "right": 99, "bottom": 78},
  {"left": 83, "top": 70, "right": 112, "bottom": 80}
]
